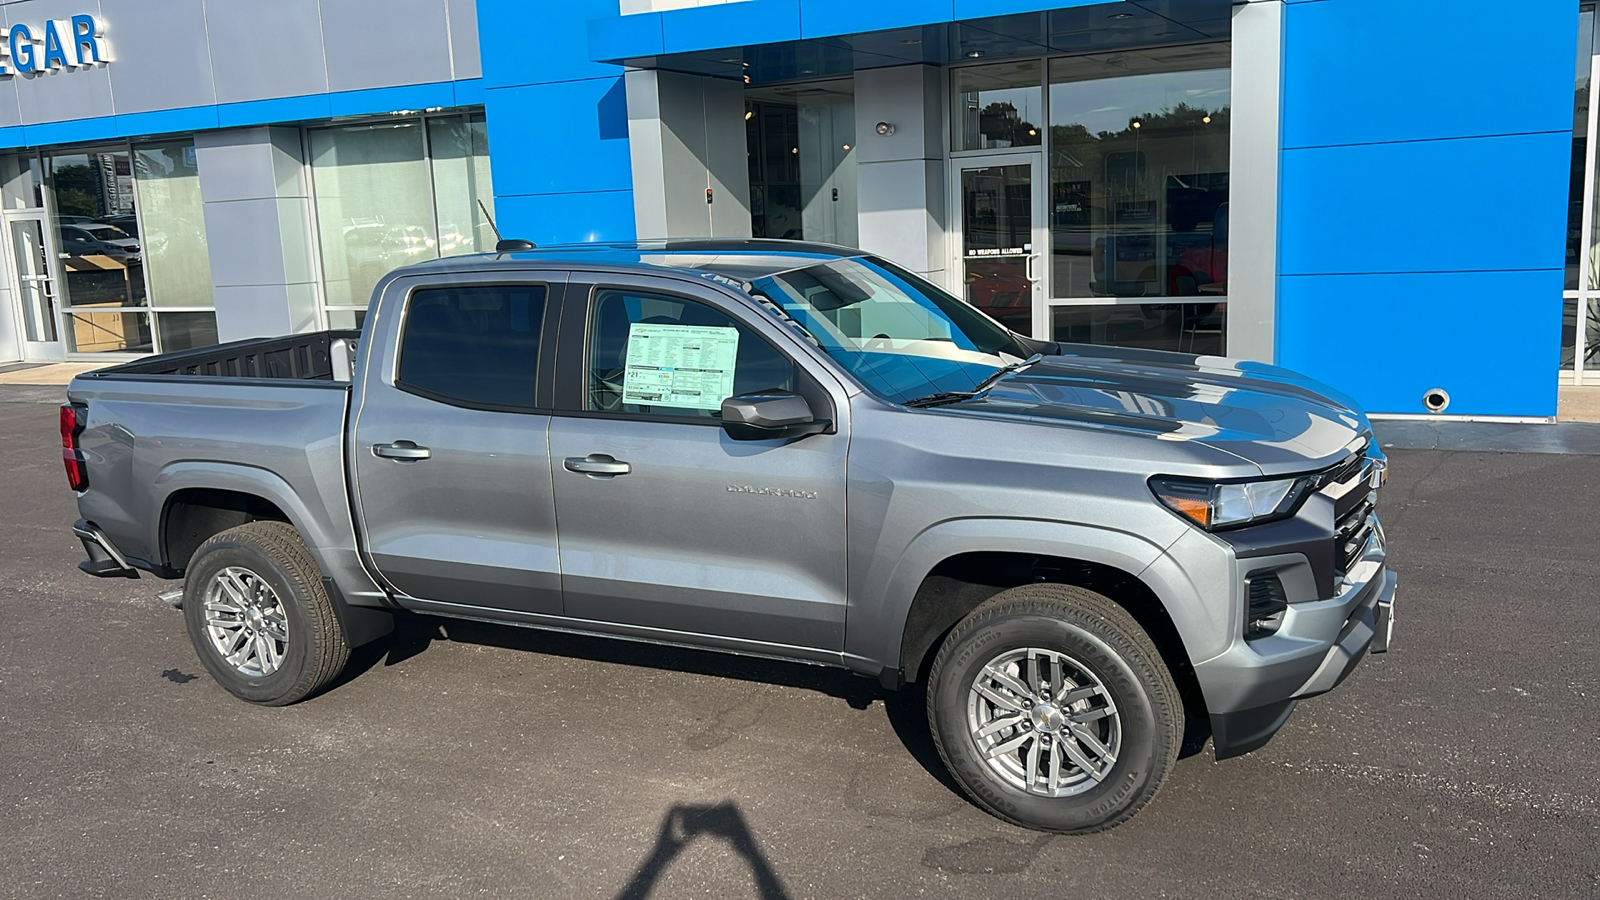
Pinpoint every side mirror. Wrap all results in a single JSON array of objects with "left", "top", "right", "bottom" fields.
[{"left": 720, "top": 392, "right": 830, "bottom": 441}]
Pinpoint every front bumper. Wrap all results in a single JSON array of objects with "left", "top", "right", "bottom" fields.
[{"left": 1199, "top": 520, "right": 1396, "bottom": 759}]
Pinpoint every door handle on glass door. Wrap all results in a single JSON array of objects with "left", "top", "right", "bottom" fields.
[
  {"left": 373, "top": 441, "right": 431, "bottom": 461},
  {"left": 564, "top": 454, "right": 631, "bottom": 476},
  {"left": 1025, "top": 253, "right": 1041, "bottom": 283}
]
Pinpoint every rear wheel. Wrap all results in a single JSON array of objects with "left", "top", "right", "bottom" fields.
[
  {"left": 182, "top": 521, "right": 350, "bottom": 706},
  {"left": 926, "top": 583, "right": 1181, "bottom": 833}
]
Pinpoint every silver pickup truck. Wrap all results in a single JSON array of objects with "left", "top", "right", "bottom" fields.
[{"left": 63, "top": 239, "right": 1395, "bottom": 833}]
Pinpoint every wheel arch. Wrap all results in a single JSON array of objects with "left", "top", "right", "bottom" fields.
[{"left": 855, "top": 518, "right": 1211, "bottom": 731}]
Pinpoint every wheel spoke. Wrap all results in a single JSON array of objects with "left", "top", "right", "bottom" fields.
[
  {"left": 973, "top": 680, "right": 1027, "bottom": 713},
  {"left": 1047, "top": 738, "right": 1064, "bottom": 792},
  {"left": 1027, "top": 650, "right": 1047, "bottom": 697},
  {"left": 1060, "top": 734, "right": 1103, "bottom": 781},
  {"left": 1025, "top": 734, "right": 1043, "bottom": 788},
  {"left": 975, "top": 712, "right": 1024, "bottom": 738},
  {"left": 981, "top": 663, "right": 1034, "bottom": 701},
  {"left": 1057, "top": 684, "right": 1099, "bottom": 706},
  {"left": 982, "top": 729, "right": 1033, "bottom": 761},
  {"left": 1069, "top": 722, "right": 1117, "bottom": 765},
  {"left": 1068, "top": 706, "right": 1112, "bottom": 724}
]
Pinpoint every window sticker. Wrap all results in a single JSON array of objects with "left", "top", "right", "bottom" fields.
[{"left": 622, "top": 323, "right": 740, "bottom": 410}]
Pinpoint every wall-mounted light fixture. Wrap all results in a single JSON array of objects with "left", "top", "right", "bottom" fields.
[{"left": 875, "top": 122, "right": 895, "bottom": 135}]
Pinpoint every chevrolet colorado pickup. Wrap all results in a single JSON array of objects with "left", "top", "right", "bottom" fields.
[{"left": 64, "top": 239, "right": 1395, "bottom": 833}]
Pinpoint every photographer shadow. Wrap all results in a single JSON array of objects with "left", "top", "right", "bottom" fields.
[{"left": 615, "top": 802, "right": 789, "bottom": 900}]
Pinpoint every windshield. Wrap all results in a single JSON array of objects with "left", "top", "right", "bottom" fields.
[{"left": 748, "top": 256, "right": 1031, "bottom": 404}]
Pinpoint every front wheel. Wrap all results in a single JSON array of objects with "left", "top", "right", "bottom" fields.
[
  {"left": 181, "top": 521, "right": 350, "bottom": 706},
  {"left": 926, "top": 583, "right": 1181, "bottom": 833}
]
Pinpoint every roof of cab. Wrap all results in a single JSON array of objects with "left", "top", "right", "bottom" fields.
[{"left": 401, "top": 238, "right": 868, "bottom": 283}]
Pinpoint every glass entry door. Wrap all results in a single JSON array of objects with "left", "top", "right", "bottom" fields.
[
  {"left": 953, "top": 154, "right": 1047, "bottom": 337},
  {"left": 9, "top": 216, "right": 63, "bottom": 361}
]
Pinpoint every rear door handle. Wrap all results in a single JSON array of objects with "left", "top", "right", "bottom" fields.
[
  {"left": 564, "top": 454, "right": 631, "bottom": 476},
  {"left": 373, "top": 441, "right": 431, "bottom": 461}
]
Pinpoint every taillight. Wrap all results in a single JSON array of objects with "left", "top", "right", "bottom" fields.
[{"left": 60, "top": 403, "right": 88, "bottom": 491}]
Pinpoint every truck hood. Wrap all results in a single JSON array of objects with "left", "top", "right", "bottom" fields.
[{"left": 936, "top": 347, "right": 1370, "bottom": 475}]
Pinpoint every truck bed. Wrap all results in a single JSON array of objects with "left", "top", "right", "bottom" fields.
[{"left": 92, "top": 330, "right": 361, "bottom": 381}]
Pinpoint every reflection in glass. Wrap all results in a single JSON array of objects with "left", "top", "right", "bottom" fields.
[
  {"left": 1588, "top": 298, "right": 1600, "bottom": 370},
  {"left": 1052, "top": 303, "right": 1225, "bottom": 356},
  {"left": 1563, "top": 295, "right": 1578, "bottom": 369},
  {"left": 133, "top": 141, "right": 214, "bottom": 310},
  {"left": 310, "top": 122, "right": 435, "bottom": 309},
  {"left": 66, "top": 310, "right": 152, "bottom": 354},
  {"left": 154, "top": 311, "right": 220, "bottom": 352},
  {"left": 427, "top": 114, "right": 498, "bottom": 256},
  {"left": 1048, "top": 47, "right": 1230, "bottom": 300},
  {"left": 746, "top": 81, "right": 857, "bottom": 244},
  {"left": 49, "top": 148, "right": 150, "bottom": 352},
  {"left": 1, "top": 155, "right": 43, "bottom": 210},
  {"left": 954, "top": 62, "right": 1042, "bottom": 152},
  {"left": 961, "top": 164, "right": 1034, "bottom": 334},
  {"left": 1569, "top": 7, "right": 1593, "bottom": 291}
]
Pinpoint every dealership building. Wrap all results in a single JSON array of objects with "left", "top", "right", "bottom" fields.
[{"left": 0, "top": 0, "right": 1585, "bottom": 418}]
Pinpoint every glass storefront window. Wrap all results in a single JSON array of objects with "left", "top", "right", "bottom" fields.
[
  {"left": 310, "top": 114, "right": 496, "bottom": 320},
  {"left": 1048, "top": 47, "right": 1231, "bottom": 301},
  {"left": 0, "top": 155, "right": 43, "bottom": 209},
  {"left": 310, "top": 121, "right": 435, "bottom": 311},
  {"left": 1570, "top": 6, "right": 1594, "bottom": 291},
  {"left": 47, "top": 148, "right": 153, "bottom": 353},
  {"left": 954, "top": 62, "right": 1043, "bottom": 152},
  {"left": 1052, "top": 302, "right": 1224, "bottom": 356},
  {"left": 428, "top": 114, "right": 498, "bottom": 255},
  {"left": 746, "top": 81, "right": 857, "bottom": 245},
  {"left": 133, "top": 140, "right": 214, "bottom": 309}
]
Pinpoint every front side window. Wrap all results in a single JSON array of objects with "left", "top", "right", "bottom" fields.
[
  {"left": 397, "top": 284, "right": 547, "bottom": 410},
  {"left": 748, "top": 256, "right": 1025, "bottom": 405},
  {"left": 586, "top": 288, "right": 794, "bottom": 419}
]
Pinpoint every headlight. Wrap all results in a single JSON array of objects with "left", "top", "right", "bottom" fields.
[{"left": 1149, "top": 475, "right": 1312, "bottom": 531}]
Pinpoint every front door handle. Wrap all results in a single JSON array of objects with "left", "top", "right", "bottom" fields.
[
  {"left": 373, "top": 441, "right": 431, "bottom": 461},
  {"left": 564, "top": 454, "right": 631, "bottom": 476}
]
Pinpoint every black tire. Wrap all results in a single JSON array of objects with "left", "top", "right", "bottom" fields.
[
  {"left": 926, "top": 583, "right": 1181, "bottom": 834},
  {"left": 181, "top": 520, "right": 350, "bottom": 706}
]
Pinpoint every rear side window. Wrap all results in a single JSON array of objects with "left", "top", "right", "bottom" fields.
[{"left": 397, "top": 284, "right": 547, "bottom": 410}]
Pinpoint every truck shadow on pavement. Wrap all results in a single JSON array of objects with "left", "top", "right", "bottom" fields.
[
  {"left": 332, "top": 612, "right": 966, "bottom": 796},
  {"left": 613, "top": 802, "right": 791, "bottom": 900}
]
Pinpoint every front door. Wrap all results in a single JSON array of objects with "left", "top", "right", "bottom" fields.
[
  {"left": 952, "top": 154, "right": 1047, "bottom": 339},
  {"left": 9, "top": 215, "right": 64, "bottom": 361},
  {"left": 547, "top": 276, "right": 850, "bottom": 653}
]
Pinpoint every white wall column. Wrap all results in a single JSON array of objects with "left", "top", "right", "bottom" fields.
[
  {"left": 854, "top": 65, "right": 947, "bottom": 285},
  {"left": 1225, "top": 0, "right": 1284, "bottom": 362},
  {"left": 626, "top": 69, "right": 752, "bottom": 239},
  {"left": 195, "top": 127, "right": 320, "bottom": 342}
]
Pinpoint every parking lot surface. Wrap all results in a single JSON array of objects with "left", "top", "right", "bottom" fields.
[{"left": 1, "top": 395, "right": 1597, "bottom": 899}]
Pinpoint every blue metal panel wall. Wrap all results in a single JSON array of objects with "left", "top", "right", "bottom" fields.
[
  {"left": 1277, "top": 0, "right": 1575, "bottom": 417},
  {"left": 478, "top": 0, "right": 636, "bottom": 244}
]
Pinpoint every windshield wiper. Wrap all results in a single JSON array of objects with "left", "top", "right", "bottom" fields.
[{"left": 902, "top": 353, "right": 1045, "bottom": 409}]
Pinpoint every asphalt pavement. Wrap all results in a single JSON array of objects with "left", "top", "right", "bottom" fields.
[{"left": 1, "top": 394, "right": 1597, "bottom": 899}]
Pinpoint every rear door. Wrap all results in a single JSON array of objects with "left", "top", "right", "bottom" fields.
[
  {"left": 350, "top": 270, "right": 565, "bottom": 615},
  {"left": 546, "top": 273, "right": 852, "bottom": 654}
]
